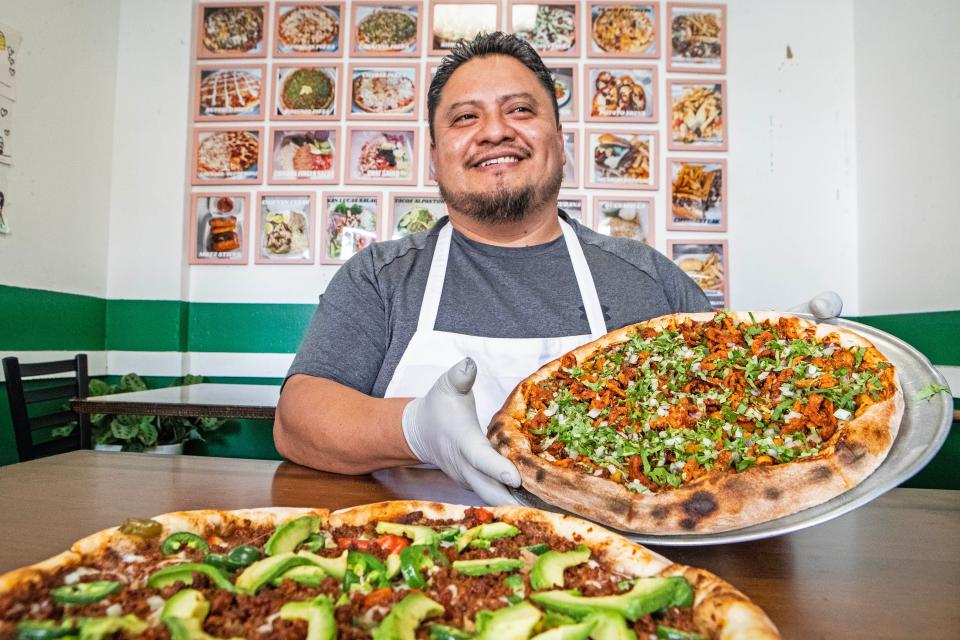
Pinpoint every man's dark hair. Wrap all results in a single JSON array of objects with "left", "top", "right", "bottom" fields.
[{"left": 427, "top": 32, "right": 559, "bottom": 143}]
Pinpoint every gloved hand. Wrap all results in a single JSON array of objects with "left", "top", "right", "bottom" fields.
[
  {"left": 401, "top": 358, "right": 521, "bottom": 506},
  {"left": 788, "top": 291, "right": 843, "bottom": 320}
]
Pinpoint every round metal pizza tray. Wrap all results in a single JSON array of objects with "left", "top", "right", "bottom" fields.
[{"left": 509, "top": 315, "right": 954, "bottom": 546}]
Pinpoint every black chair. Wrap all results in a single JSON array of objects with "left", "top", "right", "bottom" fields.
[{"left": 3, "top": 354, "right": 90, "bottom": 462}]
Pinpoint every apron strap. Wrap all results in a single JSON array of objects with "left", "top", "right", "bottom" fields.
[
  {"left": 559, "top": 219, "right": 607, "bottom": 339},
  {"left": 416, "top": 221, "right": 452, "bottom": 331}
]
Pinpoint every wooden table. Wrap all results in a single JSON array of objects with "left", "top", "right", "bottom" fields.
[
  {"left": 1, "top": 451, "right": 957, "bottom": 638},
  {"left": 70, "top": 383, "right": 279, "bottom": 420}
]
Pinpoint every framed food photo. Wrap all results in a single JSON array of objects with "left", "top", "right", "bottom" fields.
[
  {"left": 350, "top": 1, "right": 422, "bottom": 57},
  {"left": 188, "top": 193, "right": 249, "bottom": 265},
  {"left": 667, "top": 2, "right": 726, "bottom": 74},
  {"left": 585, "top": 129, "right": 658, "bottom": 190},
  {"left": 347, "top": 64, "right": 419, "bottom": 121},
  {"left": 255, "top": 192, "right": 315, "bottom": 264},
  {"left": 191, "top": 127, "right": 263, "bottom": 185},
  {"left": 561, "top": 129, "right": 579, "bottom": 188},
  {"left": 388, "top": 192, "right": 445, "bottom": 239},
  {"left": 320, "top": 192, "right": 382, "bottom": 264},
  {"left": 667, "top": 79, "right": 727, "bottom": 151},
  {"left": 194, "top": 64, "right": 266, "bottom": 122},
  {"left": 267, "top": 127, "right": 339, "bottom": 185},
  {"left": 548, "top": 65, "right": 578, "bottom": 122},
  {"left": 196, "top": 3, "right": 267, "bottom": 59},
  {"left": 345, "top": 126, "right": 418, "bottom": 186},
  {"left": 587, "top": 1, "right": 659, "bottom": 58},
  {"left": 668, "top": 157, "right": 726, "bottom": 231},
  {"left": 273, "top": 64, "right": 340, "bottom": 121},
  {"left": 558, "top": 195, "right": 587, "bottom": 225},
  {"left": 593, "top": 196, "right": 653, "bottom": 245},
  {"left": 274, "top": 2, "right": 344, "bottom": 57},
  {"left": 584, "top": 64, "right": 657, "bottom": 123},
  {"left": 509, "top": 1, "right": 580, "bottom": 58},
  {"left": 668, "top": 239, "right": 729, "bottom": 309},
  {"left": 429, "top": 0, "right": 500, "bottom": 56}
]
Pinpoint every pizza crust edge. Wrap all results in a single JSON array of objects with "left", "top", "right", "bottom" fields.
[{"left": 488, "top": 311, "right": 905, "bottom": 535}]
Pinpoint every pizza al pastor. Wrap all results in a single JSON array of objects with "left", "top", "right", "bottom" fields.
[
  {"left": 490, "top": 312, "right": 904, "bottom": 534},
  {"left": 0, "top": 501, "right": 779, "bottom": 638}
]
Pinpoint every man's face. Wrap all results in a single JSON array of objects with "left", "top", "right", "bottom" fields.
[{"left": 431, "top": 55, "right": 565, "bottom": 224}]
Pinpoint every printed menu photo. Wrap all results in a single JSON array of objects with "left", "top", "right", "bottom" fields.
[
  {"left": 189, "top": 193, "right": 249, "bottom": 265},
  {"left": 429, "top": 1, "right": 499, "bottom": 55},
  {"left": 197, "top": 3, "right": 267, "bottom": 58},
  {"left": 587, "top": 2, "right": 659, "bottom": 58},
  {"left": 195, "top": 64, "right": 265, "bottom": 121},
  {"left": 593, "top": 196, "right": 653, "bottom": 245},
  {"left": 558, "top": 195, "right": 586, "bottom": 225},
  {"left": 275, "top": 2, "right": 343, "bottom": 57},
  {"left": 389, "top": 192, "right": 445, "bottom": 239},
  {"left": 668, "top": 240, "right": 729, "bottom": 309},
  {"left": 256, "top": 192, "right": 315, "bottom": 263},
  {"left": 274, "top": 65, "right": 340, "bottom": 120},
  {"left": 668, "top": 80, "right": 727, "bottom": 151},
  {"left": 585, "top": 129, "right": 658, "bottom": 190},
  {"left": 585, "top": 64, "right": 656, "bottom": 123},
  {"left": 548, "top": 65, "right": 577, "bottom": 121},
  {"left": 350, "top": 2, "right": 421, "bottom": 56},
  {"left": 509, "top": 2, "right": 580, "bottom": 57},
  {"left": 668, "top": 158, "right": 726, "bottom": 231},
  {"left": 321, "top": 192, "right": 382, "bottom": 264},
  {"left": 268, "top": 127, "right": 339, "bottom": 184},
  {"left": 345, "top": 127, "right": 417, "bottom": 185},
  {"left": 191, "top": 127, "right": 262, "bottom": 185},
  {"left": 348, "top": 64, "right": 418, "bottom": 120},
  {"left": 668, "top": 2, "right": 726, "bottom": 73}
]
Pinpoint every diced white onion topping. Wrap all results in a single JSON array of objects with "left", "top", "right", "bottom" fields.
[
  {"left": 63, "top": 567, "right": 99, "bottom": 584},
  {"left": 833, "top": 408, "right": 852, "bottom": 421},
  {"left": 587, "top": 408, "right": 602, "bottom": 419},
  {"left": 757, "top": 371, "right": 770, "bottom": 381},
  {"left": 105, "top": 604, "right": 123, "bottom": 617},
  {"left": 784, "top": 411, "right": 803, "bottom": 422}
]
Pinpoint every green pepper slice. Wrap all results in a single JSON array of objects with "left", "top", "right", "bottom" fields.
[
  {"left": 202, "top": 553, "right": 234, "bottom": 573},
  {"left": 161, "top": 532, "right": 209, "bottom": 556},
  {"left": 119, "top": 518, "right": 162, "bottom": 538},
  {"left": 398, "top": 545, "right": 447, "bottom": 590},
  {"left": 300, "top": 533, "right": 326, "bottom": 552},
  {"left": 226, "top": 544, "right": 263, "bottom": 568},
  {"left": 16, "top": 619, "right": 79, "bottom": 639},
  {"left": 147, "top": 563, "right": 236, "bottom": 592},
  {"left": 51, "top": 580, "right": 121, "bottom": 604}
]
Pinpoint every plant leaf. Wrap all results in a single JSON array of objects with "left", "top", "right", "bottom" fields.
[
  {"left": 110, "top": 417, "right": 140, "bottom": 440},
  {"left": 198, "top": 416, "right": 225, "bottom": 431},
  {"left": 88, "top": 379, "right": 112, "bottom": 397},
  {"left": 138, "top": 421, "right": 158, "bottom": 446},
  {"left": 916, "top": 383, "right": 950, "bottom": 401},
  {"left": 51, "top": 424, "right": 76, "bottom": 438},
  {"left": 120, "top": 373, "right": 147, "bottom": 393}
]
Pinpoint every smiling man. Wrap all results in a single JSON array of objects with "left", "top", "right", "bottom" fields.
[{"left": 274, "top": 33, "right": 713, "bottom": 504}]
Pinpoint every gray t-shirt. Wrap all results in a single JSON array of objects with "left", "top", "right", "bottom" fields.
[{"left": 288, "top": 213, "right": 711, "bottom": 396}]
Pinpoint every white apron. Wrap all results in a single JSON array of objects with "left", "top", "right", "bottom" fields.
[{"left": 383, "top": 218, "right": 607, "bottom": 430}]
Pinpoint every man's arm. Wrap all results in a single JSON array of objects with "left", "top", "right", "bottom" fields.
[{"left": 274, "top": 374, "right": 417, "bottom": 474}]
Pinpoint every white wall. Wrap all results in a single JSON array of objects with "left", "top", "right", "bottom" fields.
[
  {"left": 853, "top": 0, "right": 960, "bottom": 314},
  {"left": 0, "top": 0, "right": 121, "bottom": 297}
]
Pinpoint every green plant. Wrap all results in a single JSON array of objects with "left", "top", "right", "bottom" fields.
[{"left": 88, "top": 374, "right": 226, "bottom": 452}]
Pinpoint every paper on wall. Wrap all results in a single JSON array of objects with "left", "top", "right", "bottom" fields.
[
  {"left": 0, "top": 94, "right": 11, "bottom": 165},
  {"left": 0, "top": 23, "right": 21, "bottom": 101},
  {"left": 0, "top": 163, "right": 9, "bottom": 234}
]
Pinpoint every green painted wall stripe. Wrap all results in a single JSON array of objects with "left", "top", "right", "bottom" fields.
[
  {"left": 105, "top": 299, "right": 188, "bottom": 351},
  {"left": 0, "top": 285, "right": 105, "bottom": 351},
  {"left": 852, "top": 311, "right": 960, "bottom": 366},
  {"left": 187, "top": 302, "right": 314, "bottom": 353}
]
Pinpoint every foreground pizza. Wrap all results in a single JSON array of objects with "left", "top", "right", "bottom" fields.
[
  {"left": 490, "top": 312, "right": 904, "bottom": 534},
  {"left": 0, "top": 502, "right": 778, "bottom": 638}
]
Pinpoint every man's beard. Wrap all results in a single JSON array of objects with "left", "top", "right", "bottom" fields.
[{"left": 439, "top": 163, "right": 563, "bottom": 225}]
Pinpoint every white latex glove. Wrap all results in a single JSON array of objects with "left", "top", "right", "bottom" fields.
[
  {"left": 402, "top": 357, "right": 521, "bottom": 506},
  {"left": 788, "top": 291, "right": 843, "bottom": 320}
]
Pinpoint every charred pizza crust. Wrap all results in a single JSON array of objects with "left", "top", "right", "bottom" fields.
[{"left": 489, "top": 312, "right": 904, "bottom": 534}]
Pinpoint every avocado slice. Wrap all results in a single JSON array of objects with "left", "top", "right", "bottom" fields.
[
  {"left": 456, "top": 522, "right": 520, "bottom": 552},
  {"left": 376, "top": 521, "right": 441, "bottom": 546},
  {"left": 234, "top": 552, "right": 314, "bottom": 595},
  {"left": 263, "top": 516, "right": 321, "bottom": 556},
  {"left": 280, "top": 596, "right": 336, "bottom": 640},
  {"left": 655, "top": 626, "right": 704, "bottom": 640},
  {"left": 271, "top": 565, "right": 328, "bottom": 587},
  {"left": 530, "top": 618, "right": 597, "bottom": 640},
  {"left": 371, "top": 593, "right": 444, "bottom": 640},
  {"left": 163, "top": 617, "right": 243, "bottom": 640},
  {"left": 76, "top": 615, "right": 149, "bottom": 640},
  {"left": 429, "top": 623, "right": 475, "bottom": 640},
  {"left": 452, "top": 557, "right": 523, "bottom": 576},
  {"left": 474, "top": 601, "right": 543, "bottom": 640},
  {"left": 584, "top": 611, "right": 636, "bottom": 640},
  {"left": 530, "top": 576, "right": 693, "bottom": 621},
  {"left": 296, "top": 549, "right": 349, "bottom": 580},
  {"left": 161, "top": 589, "right": 209, "bottom": 621},
  {"left": 530, "top": 544, "right": 590, "bottom": 590}
]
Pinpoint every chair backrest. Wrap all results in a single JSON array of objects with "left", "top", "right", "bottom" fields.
[{"left": 2, "top": 355, "right": 90, "bottom": 462}]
